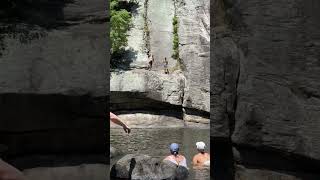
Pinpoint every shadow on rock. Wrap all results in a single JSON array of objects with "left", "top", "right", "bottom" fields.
[{"left": 111, "top": 48, "right": 138, "bottom": 71}]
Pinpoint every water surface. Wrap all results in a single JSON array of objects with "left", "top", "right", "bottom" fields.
[{"left": 110, "top": 127, "right": 210, "bottom": 179}]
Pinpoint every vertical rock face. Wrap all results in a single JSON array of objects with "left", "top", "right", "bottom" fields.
[
  {"left": 176, "top": 0, "right": 210, "bottom": 116},
  {"left": 0, "top": 0, "right": 107, "bottom": 166},
  {"left": 0, "top": 0, "right": 107, "bottom": 96},
  {"left": 111, "top": 0, "right": 210, "bottom": 124},
  {"left": 148, "top": 0, "right": 174, "bottom": 68},
  {"left": 212, "top": 0, "right": 320, "bottom": 179}
]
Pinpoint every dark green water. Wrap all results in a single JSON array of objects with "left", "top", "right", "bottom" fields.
[{"left": 110, "top": 127, "right": 210, "bottom": 179}]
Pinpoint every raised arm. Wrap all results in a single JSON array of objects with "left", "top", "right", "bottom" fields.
[{"left": 110, "top": 112, "right": 131, "bottom": 134}]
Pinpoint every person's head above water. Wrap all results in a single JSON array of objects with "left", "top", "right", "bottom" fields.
[
  {"left": 170, "top": 143, "right": 179, "bottom": 155},
  {"left": 196, "top": 141, "right": 206, "bottom": 153}
]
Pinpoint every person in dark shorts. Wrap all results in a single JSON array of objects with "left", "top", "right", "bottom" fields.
[
  {"left": 148, "top": 54, "right": 154, "bottom": 70},
  {"left": 164, "top": 57, "right": 169, "bottom": 74}
]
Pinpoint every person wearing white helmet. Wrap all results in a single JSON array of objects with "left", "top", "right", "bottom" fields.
[{"left": 192, "top": 141, "right": 210, "bottom": 168}]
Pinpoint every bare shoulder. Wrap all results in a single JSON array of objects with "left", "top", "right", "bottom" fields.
[{"left": 193, "top": 153, "right": 201, "bottom": 159}]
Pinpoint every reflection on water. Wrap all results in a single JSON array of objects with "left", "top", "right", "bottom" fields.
[{"left": 110, "top": 127, "right": 210, "bottom": 180}]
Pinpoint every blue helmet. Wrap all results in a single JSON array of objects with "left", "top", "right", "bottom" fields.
[{"left": 170, "top": 143, "right": 179, "bottom": 153}]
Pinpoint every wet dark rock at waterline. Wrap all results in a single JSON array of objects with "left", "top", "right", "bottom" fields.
[{"left": 110, "top": 154, "right": 189, "bottom": 180}]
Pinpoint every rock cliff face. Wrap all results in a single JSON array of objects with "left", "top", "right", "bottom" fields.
[
  {"left": 0, "top": 0, "right": 108, "bottom": 173},
  {"left": 212, "top": 0, "right": 320, "bottom": 179},
  {"left": 176, "top": 0, "right": 210, "bottom": 113},
  {"left": 111, "top": 0, "right": 210, "bottom": 125}
]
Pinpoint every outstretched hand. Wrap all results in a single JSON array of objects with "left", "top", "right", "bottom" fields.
[{"left": 123, "top": 125, "right": 131, "bottom": 134}]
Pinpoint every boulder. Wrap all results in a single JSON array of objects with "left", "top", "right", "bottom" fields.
[{"left": 110, "top": 154, "right": 189, "bottom": 180}]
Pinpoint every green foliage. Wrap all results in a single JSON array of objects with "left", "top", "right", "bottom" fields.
[
  {"left": 110, "top": 0, "right": 132, "bottom": 54},
  {"left": 110, "top": 0, "right": 119, "bottom": 11},
  {"left": 173, "top": 25, "right": 178, "bottom": 34},
  {"left": 172, "top": 16, "right": 179, "bottom": 60},
  {"left": 173, "top": 16, "right": 178, "bottom": 26}
]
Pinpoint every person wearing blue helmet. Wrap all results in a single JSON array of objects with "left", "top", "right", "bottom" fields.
[{"left": 163, "top": 143, "right": 187, "bottom": 168}]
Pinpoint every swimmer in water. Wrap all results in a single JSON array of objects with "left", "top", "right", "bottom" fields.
[
  {"left": 192, "top": 141, "right": 210, "bottom": 168},
  {"left": 163, "top": 143, "right": 188, "bottom": 168},
  {"left": 110, "top": 112, "right": 131, "bottom": 134}
]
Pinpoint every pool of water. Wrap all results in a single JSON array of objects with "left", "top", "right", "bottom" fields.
[{"left": 110, "top": 127, "right": 210, "bottom": 179}]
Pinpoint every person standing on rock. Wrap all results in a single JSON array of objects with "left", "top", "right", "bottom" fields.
[
  {"left": 147, "top": 54, "right": 154, "bottom": 70},
  {"left": 192, "top": 142, "right": 210, "bottom": 168},
  {"left": 110, "top": 112, "right": 131, "bottom": 134},
  {"left": 163, "top": 57, "right": 169, "bottom": 74},
  {"left": 163, "top": 143, "right": 187, "bottom": 168}
]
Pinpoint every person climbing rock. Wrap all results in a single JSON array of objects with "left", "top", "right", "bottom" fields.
[
  {"left": 110, "top": 112, "right": 131, "bottom": 134},
  {"left": 163, "top": 57, "right": 169, "bottom": 74},
  {"left": 192, "top": 141, "right": 210, "bottom": 168},
  {"left": 0, "top": 159, "right": 26, "bottom": 180},
  {"left": 163, "top": 143, "right": 187, "bottom": 168}
]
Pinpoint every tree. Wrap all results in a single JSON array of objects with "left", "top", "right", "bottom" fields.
[{"left": 110, "top": 0, "right": 131, "bottom": 54}]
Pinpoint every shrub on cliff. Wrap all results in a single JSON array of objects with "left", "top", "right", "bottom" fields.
[
  {"left": 172, "top": 16, "right": 179, "bottom": 60},
  {"left": 110, "top": 0, "right": 131, "bottom": 54}
]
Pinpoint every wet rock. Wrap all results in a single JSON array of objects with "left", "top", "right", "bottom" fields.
[{"left": 110, "top": 154, "right": 189, "bottom": 180}]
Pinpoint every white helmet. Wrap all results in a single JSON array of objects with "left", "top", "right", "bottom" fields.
[{"left": 196, "top": 141, "right": 206, "bottom": 150}]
